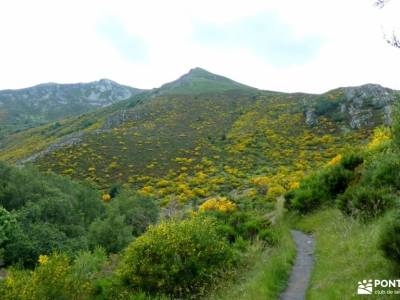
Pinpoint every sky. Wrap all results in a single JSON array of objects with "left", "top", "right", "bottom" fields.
[{"left": 0, "top": 0, "right": 399, "bottom": 93}]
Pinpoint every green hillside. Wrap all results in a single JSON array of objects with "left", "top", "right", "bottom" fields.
[
  {"left": 1, "top": 70, "right": 394, "bottom": 205},
  {"left": 1, "top": 69, "right": 399, "bottom": 299},
  {"left": 0, "top": 79, "right": 142, "bottom": 139}
]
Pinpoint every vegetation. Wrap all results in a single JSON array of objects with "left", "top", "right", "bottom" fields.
[
  {"left": 0, "top": 249, "right": 107, "bottom": 300},
  {"left": 292, "top": 209, "right": 398, "bottom": 300},
  {"left": 284, "top": 99, "right": 400, "bottom": 296},
  {"left": 1, "top": 69, "right": 400, "bottom": 299},
  {"left": 208, "top": 219, "right": 296, "bottom": 300},
  {"left": 118, "top": 217, "right": 234, "bottom": 298},
  {"left": 0, "top": 162, "right": 158, "bottom": 268}
]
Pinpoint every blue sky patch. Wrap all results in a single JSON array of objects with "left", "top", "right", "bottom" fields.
[{"left": 193, "top": 13, "right": 323, "bottom": 67}]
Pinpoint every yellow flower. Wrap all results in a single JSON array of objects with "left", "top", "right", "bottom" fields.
[
  {"left": 289, "top": 181, "right": 300, "bottom": 190},
  {"left": 327, "top": 154, "right": 342, "bottom": 167},
  {"left": 367, "top": 126, "right": 391, "bottom": 150},
  {"left": 38, "top": 255, "right": 49, "bottom": 265},
  {"left": 102, "top": 193, "right": 111, "bottom": 202},
  {"left": 198, "top": 197, "right": 236, "bottom": 213}
]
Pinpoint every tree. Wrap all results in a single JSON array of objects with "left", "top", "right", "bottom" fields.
[
  {"left": 375, "top": 0, "right": 400, "bottom": 48},
  {"left": 0, "top": 207, "right": 19, "bottom": 263},
  {"left": 391, "top": 97, "right": 400, "bottom": 147}
]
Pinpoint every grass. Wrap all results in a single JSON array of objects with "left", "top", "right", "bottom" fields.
[
  {"left": 291, "top": 208, "right": 399, "bottom": 300},
  {"left": 207, "top": 220, "right": 296, "bottom": 300}
]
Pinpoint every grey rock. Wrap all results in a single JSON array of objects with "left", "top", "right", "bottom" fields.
[{"left": 305, "top": 109, "right": 318, "bottom": 126}]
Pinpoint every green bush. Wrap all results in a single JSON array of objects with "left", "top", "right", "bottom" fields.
[
  {"left": 285, "top": 165, "right": 353, "bottom": 213},
  {"left": 0, "top": 162, "right": 106, "bottom": 267},
  {"left": 88, "top": 213, "right": 133, "bottom": 254},
  {"left": 285, "top": 184, "right": 324, "bottom": 213},
  {"left": 362, "top": 152, "right": 400, "bottom": 189},
  {"left": 379, "top": 210, "right": 400, "bottom": 264},
  {"left": 391, "top": 98, "right": 400, "bottom": 148},
  {"left": 110, "top": 192, "right": 159, "bottom": 237},
  {"left": 340, "top": 153, "right": 364, "bottom": 171},
  {"left": 88, "top": 192, "right": 159, "bottom": 253},
  {"left": 0, "top": 249, "right": 106, "bottom": 300},
  {"left": 118, "top": 217, "right": 234, "bottom": 298},
  {"left": 0, "top": 207, "right": 18, "bottom": 261},
  {"left": 322, "top": 165, "right": 353, "bottom": 196},
  {"left": 337, "top": 185, "right": 395, "bottom": 221},
  {"left": 212, "top": 210, "right": 272, "bottom": 244}
]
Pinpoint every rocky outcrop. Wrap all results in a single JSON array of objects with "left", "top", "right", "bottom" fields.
[
  {"left": 306, "top": 84, "right": 397, "bottom": 129},
  {"left": 305, "top": 108, "right": 318, "bottom": 126},
  {"left": 342, "top": 84, "right": 395, "bottom": 129}
]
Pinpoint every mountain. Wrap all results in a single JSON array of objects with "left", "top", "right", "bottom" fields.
[
  {"left": 155, "top": 67, "right": 255, "bottom": 95},
  {"left": 0, "top": 69, "right": 398, "bottom": 201},
  {"left": 0, "top": 79, "right": 143, "bottom": 138}
]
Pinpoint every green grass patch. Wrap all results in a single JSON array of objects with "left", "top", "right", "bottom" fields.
[
  {"left": 292, "top": 208, "right": 398, "bottom": 299},
  {"left": 207, "top": 221, "right": 296, "bottom": 300}
]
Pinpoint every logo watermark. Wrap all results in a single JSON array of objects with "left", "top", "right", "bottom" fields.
[{"left": 357, "top": 279, "right": 400, "bottom": 295}]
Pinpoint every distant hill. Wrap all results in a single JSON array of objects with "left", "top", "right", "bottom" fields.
[
  {"left": 0, "top": 68, "right": 398, "bottom": 201},
  {"left": 0, "top": 79, "right": 143, "bottom": 138},
  {"left": 155, "top": 67, "right": 255, "bottom": 95}
]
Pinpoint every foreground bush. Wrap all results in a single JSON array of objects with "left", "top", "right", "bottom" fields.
[
  {"left": 285, "top": 165, "right": 353, "bottom": 213},
  {"left": 0, "top": 162, "right": 105, "bottom": 267},
  {"left": 340, "top": 152, "right": 364, "bottom": 171},
  {"left": 201, "top": 209, "right": 274, "bottom": 246},
  {"left": 88, "top": 191, "right": 159, "bottom": 253},
  {"left": 118, "top": 217, "right": 234, "bottom": 297},
  {"left": 0, "top": 249, "right": 106, "bottom": 300},
  {"left": 0, "top": 207, "right": 18, "bottom": 261},
  {"left": 379, "top": 210, "right": 400, "bottom": 264},
  {"left": 362, "top": 152, "right": 400, "bottom": 190},
  {"left": 337, "top": 185, "right": 395, "bottom": 221}
]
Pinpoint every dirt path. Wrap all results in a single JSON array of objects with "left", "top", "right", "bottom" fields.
[{"left": 280, "top": 230, "right": 315, "bottom": 300}]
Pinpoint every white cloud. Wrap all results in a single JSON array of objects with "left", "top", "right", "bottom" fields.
[{"left": 0, "top": 0, "right": 399, "bottom": 93}]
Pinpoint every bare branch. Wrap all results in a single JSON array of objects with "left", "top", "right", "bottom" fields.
[
  {"left": 375, "top": 0, "right": 390, "bottom": 8},
  {"left": 386, "top": 31, "right": 400, "bottom": 48}
]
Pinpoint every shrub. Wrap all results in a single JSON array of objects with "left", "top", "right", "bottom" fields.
[
  {"left": 337, "top": 185, "right": 395, "bottom": 221},
  {"left": 379, "top": 210, "right": 400, "bottom": 264},
  {"left": 89, "top": 192, "right": 159, "bottom": 253},
  {"left": 392, "top": 98, "right": 400, "bottom": 148},
  {"left": 0, "top": 249, "right": 106, "bottom": 300},
  {"left": 340, "top": 153, "right": 364, "bottom": 171},
  {"left": 88, "top": 214, "right": 133, "bottom": 254},
  {"left": 362, "top": 152, "right": 400, "bottom": 189},
  {"left": 221, "top": 211, "right": 271, "bottom": 243},
  {"left": 322, "top": 165, "right": 353, "bottom": 196},
  {"left": 0, "top": 207, "right": 18, "bottom": 261},
  {"left": 110, "top": 192, "right": 159, "bottom": 237},
  {"left": 284, "top": 173, "right": 326, "bottom": 213},
  {"left": 117, "top": 217, "right": 234, "bottom": 297},
  {"left": 0, "top": 162, "right": 106, "bottom": 267},
  {"left": 285, "top": 184, "right": 325, "bottom": 213},
  {"left": 198, "top": 196, "right": 236, "bottom": 213},
  {"left": 285, "top": 165, "right": 353, "bottom": 213}
]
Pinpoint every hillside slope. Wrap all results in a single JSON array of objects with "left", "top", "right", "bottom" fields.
[
  {"left": 0, "top": 79, "right": 143, "bottom": 138},
  {"left": 0, "top": 69, "right": 398, "bottom": 204}
]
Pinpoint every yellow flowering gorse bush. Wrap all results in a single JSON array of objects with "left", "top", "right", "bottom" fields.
[
  {"left": 327, "top": 154, "right": 342, "bottom": 167},
  {"left": 198, "top": 196, "right": 236, "bottom": 213}
]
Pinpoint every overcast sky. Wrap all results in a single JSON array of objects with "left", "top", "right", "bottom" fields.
[{"left": 0, "top": 0, "right": 399, "bottom": 93}]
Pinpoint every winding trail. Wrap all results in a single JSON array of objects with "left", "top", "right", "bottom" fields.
[{"left": 280, "top": 230, "right": 315, "bottom": 300}]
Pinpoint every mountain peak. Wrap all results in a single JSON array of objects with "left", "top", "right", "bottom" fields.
[
  {"left": 186, "top": 67, "right": 211, "bottom": 76},
  {"left": 157, "top": 67, "right": 255, "bottom": 95}
]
